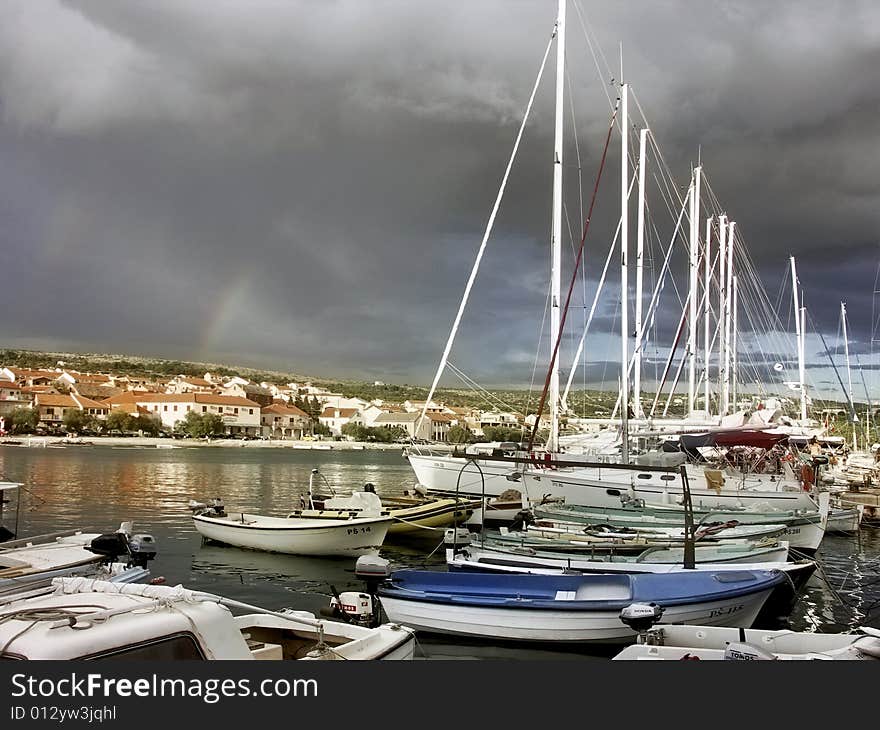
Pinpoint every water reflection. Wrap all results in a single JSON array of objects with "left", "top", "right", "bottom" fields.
[{"left": 2, "top": 444, "right": 879, "bottom": 657}]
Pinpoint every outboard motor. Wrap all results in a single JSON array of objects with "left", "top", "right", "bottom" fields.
[
  {"left": 323, "top": 591, "right": 377, "bottom": 627},
  {"left": 509, "top": 509, "right": 534, "bottom": 532},
  {"left": 86, "top": 532, "right": 129, "bottom": 562},
  {"left": 86, "top": 526, "right": 158, "bottom": 569},
  {"left": 619, "top": 602, "right": 665, "bottom": 637},
  {"left": 188, "top": 498, "right": 226, "bottom": 517},
  {"left": 444, "top": 526, "right": 472, "bottom": 550},
  {"left": 127, "top": 534, "right": 158, "bottom": 568},
  {"left": 354, "top": 554, "right": 392, "bottom": 596},
  {"left": 321, "top": 555, "right": 391, "bottom": 627}
]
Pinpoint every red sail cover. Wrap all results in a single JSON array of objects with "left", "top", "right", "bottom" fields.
[{"left": 710, "top": 430, "right": 788, "bottom": 449}]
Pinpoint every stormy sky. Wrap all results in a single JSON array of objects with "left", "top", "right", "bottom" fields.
[{"left": 1, "top": 1, "right": 878, "bottom": 403}]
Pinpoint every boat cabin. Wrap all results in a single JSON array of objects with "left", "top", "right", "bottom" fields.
[{"left": 0, "top": 579, "right": 413, "bottom": 660}]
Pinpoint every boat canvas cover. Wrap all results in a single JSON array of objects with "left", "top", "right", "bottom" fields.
[
  {"left": 676, "top": 430, "right": 789, "bottom": 458},
  {"left": 379, "top": 569, "right": 784, "bottom": 611}
]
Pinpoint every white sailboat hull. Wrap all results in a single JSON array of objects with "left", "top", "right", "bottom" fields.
[{"left": 408, "top": 453, "right": 818, "bottom": 512}]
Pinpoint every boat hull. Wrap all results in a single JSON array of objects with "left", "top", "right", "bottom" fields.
[
  {"left": 192, "top": 513, "right": 392, "bottom": 556},
  {"left": 613, "top": 625, "right": 880, "bottom": 660},
  {"left": 446, "top": 543, "right": 792, "bottom": 574},
  {"left": 378, "top": 569, "right": 784, "bottom": 643},
  {"left": 407, "top": 453, "right": 818, "bottom": 512}
]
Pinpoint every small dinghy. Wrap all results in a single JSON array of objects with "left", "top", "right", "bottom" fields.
[
  {"left": 0, "top": 576, "right": 415, "bottom": 660},
  {"left": 376, "top": 568, "right": 786, "bottom": 643},
  {"left": 189, "top": 493, "right": 393, "bottom": 557},
  {"left": 612, "top": 605, "right": 880, "bottom": 660}
]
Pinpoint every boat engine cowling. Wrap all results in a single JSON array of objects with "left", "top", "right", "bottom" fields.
[
  {"left": 127, "top": 534, "right": 158, "bottom": 568},
  {"left": 444, "top": 527, "right": 472, "bottom": 548},
  {"left": 619, "top": 603, "right": 665, "bottom": 633},
  {"left": 86, "top": 531, "right": 158, "bottom": 568},
  {"left": 188, "top": 498, "right": 226, "bottom": 517},
  {"left": 87, "top": 532, "right": 129, "bottom": 561},
  {"left": 326, "top": 592, "right": 375, "bottom": 626}
]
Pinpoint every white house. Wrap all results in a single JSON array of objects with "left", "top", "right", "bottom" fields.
[
  {"left": 131, "top": 394, "right": 262, "bottom": 436},
  {"left": 318, "top": 407, "right": 362, "bottom": 436},
  {"left": 318, "top": 395, "right": 369, "bottom": 411},
  {"left": 372, "top": 412, "right": 431, "bottom": 440},
  {"left": 165, "top": 376, "right": 216, "bottom": 394},
  {"left": 403, "top": 400, "right": 447, "bottom": 414},
  {"left": 261, "top": 402, "right": 310, "bottom": 439}
]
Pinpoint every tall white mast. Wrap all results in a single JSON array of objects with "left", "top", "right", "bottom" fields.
[
  {"left": 842, "top": 301, "right": 857, "bottom": 451},
  {"left": 718, "top": 215, "right": 728, "bottom": 414},
  {"left": 620, "top": 80, "right": 630, "bottom": 462},
  {"left": 548, "top": 0, "right": 565, "bottom": 453},
  {"left": 800, "top": 306, "right": 808, "bottom": 423},
  {"left": 687, "top": 167, "right": 701, "bottom": 416},
  {"left": 703, "top": 216, "right": 712, "bottom": 415},
  {"left": 790, "top": 256, "right": 808, "bottom": 423},
  {"left": 722, "top": 221, "right": 735, "bottom": 414},
  {"left": 732, "top": 274, "right": 738, "bottom": 413},
  {"left": 633, "top": 128, "right": 648, "bottom": 419}
]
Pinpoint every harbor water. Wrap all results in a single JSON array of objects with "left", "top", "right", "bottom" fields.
[{"left": 2, "top": 443, "right": 878, "bottom": 659}]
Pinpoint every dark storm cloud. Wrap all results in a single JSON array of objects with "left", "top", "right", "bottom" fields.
[{"left": 1, "top": 1, "right": 878, "bottom": 388}]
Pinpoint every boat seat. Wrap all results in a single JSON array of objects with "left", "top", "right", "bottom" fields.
[{"left": 574, "top": 583, "right": 632, "bottom": 601}]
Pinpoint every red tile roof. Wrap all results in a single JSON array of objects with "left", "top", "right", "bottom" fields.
[
  {"left": 133, "top": 393, "right": 260, "bottom": 408},
  {"left": 34, "top": 394, "right": 78, "bottom": 408},
  {"left": 263, "top": 403, "right": 309, "bottom": 417},
  {"left": 319, "top": 407, "right": 359, "bottom": 419}
]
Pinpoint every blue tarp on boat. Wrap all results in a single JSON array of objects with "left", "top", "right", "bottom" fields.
[{"left": 378, "top": 569, "right": 785, "bottom": 611}]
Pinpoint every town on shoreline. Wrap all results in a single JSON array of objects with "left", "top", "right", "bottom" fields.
[{"left": 0, "top": 362, "right": 549, "bottom": 446}]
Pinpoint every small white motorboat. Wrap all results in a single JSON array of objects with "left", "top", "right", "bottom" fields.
[
  {"left": 612, "top": 606, "right": 880, "bottom": 660},
  {"left": 0, "top": 577, "right": 415, "bottom": 660},
  {"left": 189, "top": 493, "right": 393, "bottom": 557}
]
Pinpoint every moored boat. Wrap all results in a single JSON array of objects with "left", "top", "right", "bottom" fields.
[
  {"left": 612, "top": 620, "right": 880, "bottom": 660},
  {"left": 190, "top": 493, "right": 393, "bottom": 557},
  {"left": 532, "top": 501, "right": 826, "bottom": 552},
  {"left": 0, "top": 524, "right": 157, "bottom": 599},
  {"left": 0, "top": 577, "right": 415, "bottom": 660},
  {"left": 377, "top": 568, "right": 786, "bottom": 643}
]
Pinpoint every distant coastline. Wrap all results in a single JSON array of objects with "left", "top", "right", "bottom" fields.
[{"left": 0, "top": 435, "right": 456, "bottom": 452}]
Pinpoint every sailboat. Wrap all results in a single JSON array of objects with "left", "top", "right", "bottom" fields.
[{"left": 406, "top": 1, "right": 821, "bottom": 517}]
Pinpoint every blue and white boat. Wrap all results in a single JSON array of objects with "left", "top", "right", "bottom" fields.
[{"left": 377, "top": 569, "right": 786, "bottom": 643}]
